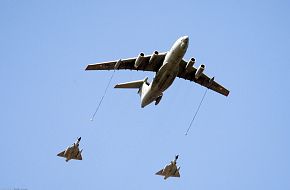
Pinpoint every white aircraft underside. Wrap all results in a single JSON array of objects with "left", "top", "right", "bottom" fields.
[{"left": 86, "top": 36, "right": 229, "bottom": 108}]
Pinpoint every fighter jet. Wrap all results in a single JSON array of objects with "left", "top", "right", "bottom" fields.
[
  {"left": 86, "top": 36, "right": 229, "bottom": 108},
  {"left": 156, "top": 155, "right": 181, "bottom": 180},
  {"left": 57, "top": 137, "right": 83, "bottom": 162}
]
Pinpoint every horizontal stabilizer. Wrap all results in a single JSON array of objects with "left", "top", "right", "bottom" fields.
[{"left": 114, "top": 78, "right": 148, "bottom": 89}]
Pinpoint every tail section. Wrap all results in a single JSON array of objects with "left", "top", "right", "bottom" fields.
[
  {"left": 114, "top": 77, "right": 150, "bottom": 97},
  {"left": 114, "top": 78, "right": 148, "bottom": 89},
  {"left": 115, "top": 77, "right": 150, "bottom": 107}
]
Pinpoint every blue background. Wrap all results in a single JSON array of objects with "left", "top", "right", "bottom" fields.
[{"left": 1, "top": 0, "right": 290, "bottom": 189}]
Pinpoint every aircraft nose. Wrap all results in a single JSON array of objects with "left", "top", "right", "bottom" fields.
[
  {"left": 180, "top": 36, "right": 189, "bottom": 49},
  {"left": 182, "top": 36, "right": 189, "bottom": 43}
]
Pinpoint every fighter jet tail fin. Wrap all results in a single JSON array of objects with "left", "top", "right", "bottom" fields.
[{"left": 114, "top": 77, "right": 148, "bottom": 89}]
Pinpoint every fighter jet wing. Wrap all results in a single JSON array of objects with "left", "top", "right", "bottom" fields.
[
  {"left": 73, "top": 154, "right": 82, "bottom": 160},
  {"left": 57, "top": 151, "right": 65, "bottom": 157},
  {"left": 173, "top": 170, "right": 180, "bottom": 178},
  {"left": 85, "top": 52, "right": 167, "bottom": 72},
  {"left": 178, "top": 60, "right": 230, "bottom": 96},
  {"left": 155, "top": 169, "right": 164, "bottom": 176}
]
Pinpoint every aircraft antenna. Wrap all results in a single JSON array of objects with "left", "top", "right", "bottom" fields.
[
  {"left": 90, "top": 70, "right": 115, "bottom": 121},
  {"left": 185, "top": 88, "right": 208, "bottom": 135}
]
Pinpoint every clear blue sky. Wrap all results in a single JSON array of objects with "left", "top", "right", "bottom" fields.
[{"left": 1, "top": 0, "right": 290, "bottom": 189}]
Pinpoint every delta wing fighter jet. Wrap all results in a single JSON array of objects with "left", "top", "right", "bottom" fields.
[
  {"left": 57, "top": 137, "right": 83, "bottom": 162},
  {"left": 156, "top": 155, "right": 181, "bottom": 180},
  {"left": 86, "top": 36, "right": 229, "bottom": 108}
]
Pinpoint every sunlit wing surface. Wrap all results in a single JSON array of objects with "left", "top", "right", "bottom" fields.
[
  {"left": 178, "top": 60, "right": 230, "bottom": 96},
  {"left": 85, "top": 53, "right": 167, "bottom": 72}
]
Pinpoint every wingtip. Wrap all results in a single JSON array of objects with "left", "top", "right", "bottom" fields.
[{"left": 85, "top": 65, "right": 91, "bottom": 70}]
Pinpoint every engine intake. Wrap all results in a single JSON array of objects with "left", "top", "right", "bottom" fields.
[
  {"left": 186, "top": 57, "right": 195, "bottom": 70},
  {"left": 155, "top": 94, "right": 163, "bottom": 105},
  {"left": 149, "top": 51, "right": 159, "bottom": 64},
  {"left": 195, "top": 64, "right": 205, "bottom": 79},
  {"left": 134, "top": 53, "right": 145, "bottom": 68}
]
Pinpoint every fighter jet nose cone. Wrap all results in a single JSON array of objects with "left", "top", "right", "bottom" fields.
[{"left": 181, "top": 35, "right": 188, "bottom": 41}]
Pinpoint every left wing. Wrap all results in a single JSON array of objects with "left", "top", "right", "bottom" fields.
[
  {"left": 178, "top": 60, "right": 230, "bottom": 96},
  {"left": 57, "top": 151, "right": 65, "bottom": 157},
  {"left": 155, "top": 169, "right": 164, "bottom": 176},
  {"left": 85, "top": 52, "right": 167, "bottom": 72}
]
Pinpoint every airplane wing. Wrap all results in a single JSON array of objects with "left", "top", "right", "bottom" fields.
[
  {"left": 178, "top": 60, "right": 230, "bottom": 96},
  {"left": 173, "top": 170, "right": 180, "bottom": 178},
  {"left": 155, "top": 169, "right": 164, "bottom": 176},
  {"left": 75, "top": 153, "right": 82, "bottom": 160},
  {"left": 85, "top": 53, "right": 167, "bottom": 72},
  {"left": 57, "top": 151, "right": 65, "bottom": 157}
]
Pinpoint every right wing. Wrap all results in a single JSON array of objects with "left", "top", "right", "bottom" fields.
[
  {"left": 85, "top": 52, "right": 167, "bottom": 72},
  {"left": 75, "top": 153, "right": 82, "bottom": 160},
  {"left": 173, "top": 168, "right": 180, "bottom": 178}
]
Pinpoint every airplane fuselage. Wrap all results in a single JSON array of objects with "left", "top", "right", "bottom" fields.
[
  {"left": 64, "top": 140, "right": 80, "bottom": 162},
  {"left": 141, "top": 36, "right": 189, "bottom": 107}
]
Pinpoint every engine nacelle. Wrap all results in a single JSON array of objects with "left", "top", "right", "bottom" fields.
[
  {"left": 185, "top": 57, "right": 195, "bottom": 70},
  {"left": 155, "top": 94, "right": 163, "bottom": 105},
  {"left": 195, "top": 64, "right": 205, "bottom": 79},
  {"left": 134, "top": 53, "right": 145, "bottom": 68},
  {"left": 149, "top": 51, "right": 159, "bottom": 64}
]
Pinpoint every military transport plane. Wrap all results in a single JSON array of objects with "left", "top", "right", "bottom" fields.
[
  {"left": 86, "top": 36, "right": 229, "bottom": 108},
  {"left": 156, "top": 155, "right": 181, "bottom": 180},
  {"left": 57, "top": 137, "right": 83, "bottom": 162}
]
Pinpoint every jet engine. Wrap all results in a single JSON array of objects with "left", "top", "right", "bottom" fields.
[
  {"left": 186, "top": 57, "right": 195, "bottom": 70},
  {"left": 134, "top": 53, "right": 145, "bottom": 68},
  {"left": 149, "top": 51, "right": 159, "bottom": 64},
  {"left": 155, "top": 94, "right": 163, "bottom": 105},
  {"left": 195, "top": 64, "right": 205, "bottom": 79}
]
